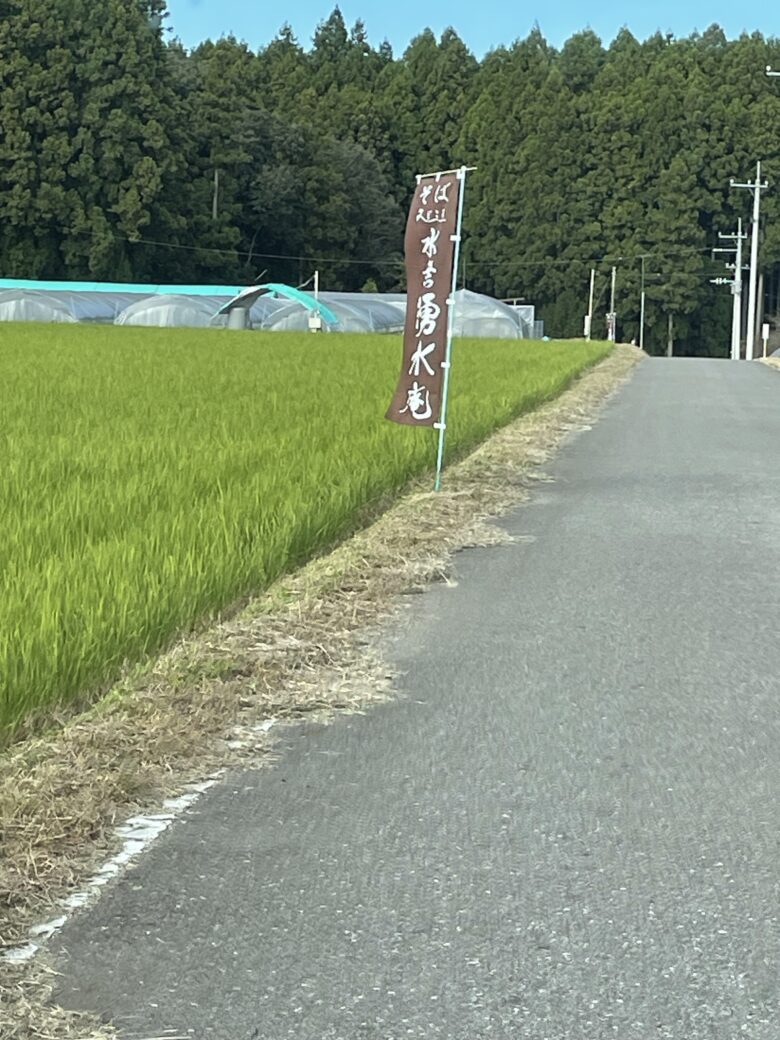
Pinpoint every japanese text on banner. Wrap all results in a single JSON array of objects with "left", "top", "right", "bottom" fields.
[{"left": 386, "top": 174, "right": 461, "bottom": 427}]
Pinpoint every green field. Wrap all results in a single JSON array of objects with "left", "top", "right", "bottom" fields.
[{"left": 0, "top": 325, "right": 610, "bottom": 742}]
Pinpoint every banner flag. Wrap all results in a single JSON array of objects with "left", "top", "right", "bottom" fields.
[{"left": 386, "top": 171, "right": 462, "bottom": 427}]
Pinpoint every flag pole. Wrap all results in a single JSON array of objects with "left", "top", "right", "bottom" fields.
[{"left": 434, "top": 165, "right": 469, "bottom": 492}]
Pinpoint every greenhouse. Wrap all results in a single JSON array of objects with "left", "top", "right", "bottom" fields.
[
  {"left": 115, "top": 294, "right": 229, "bottom": 328},
  {"left": 216, "top": 285, "right": 534, "bottom": 337},
  {"left": 0, "top": 279, "right": 540, "bottom": 338},
  {"left": 260, "top": 293, "right": 405, "bottom": 334},
  {"left": 450, "top": 290, "right": 531, "bottom": 339},
  {"left": 0, "top": 289, "right": 77, "bottom": 324}
]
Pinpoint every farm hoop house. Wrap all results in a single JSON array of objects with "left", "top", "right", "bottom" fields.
[{"left": 0, "top": 280, "right": 539, "bottom": 338}]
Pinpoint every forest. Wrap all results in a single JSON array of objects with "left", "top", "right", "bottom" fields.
[{"left": 0, "top": 1, "right": 779, "bottom": 353}]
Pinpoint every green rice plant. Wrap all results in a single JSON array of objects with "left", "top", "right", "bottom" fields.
[{"left": 0, "top": 325, "right": 610, "bottom": 741}]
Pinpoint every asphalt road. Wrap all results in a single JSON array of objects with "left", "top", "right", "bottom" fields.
[{"left": 53, "top": 359, "right": 780, "bottom": 1039}]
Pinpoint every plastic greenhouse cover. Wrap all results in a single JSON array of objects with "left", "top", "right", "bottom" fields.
[
  {"left": 449, "top": 290, "right": 530, "bottom": 339},
  {"left": 262, "top": 299, "right": 364, "bottom": 333},
  {"left": 323, "top": 291, "right": 407, "bottom": 312},
  {"left": 46, "top": 291, "right": 141, "bottom": 322},
  {"left": 115, "top": 294, "right": 228, "bottom": 327},
  {"left": 0, "top": 290, "right": 77, "bottom": 323},
  {"left": 264, "top": 295, "right": 404, "bottom": 334},
  {"left": 318, "top": 293, "right": 405, "bottom": 332},
  {"left": 264, "top": 291, "right": 526, "bottom": 337},
  {"left": 510, "top": 303, "right": 536, "bottom": 326},
  {"left": 0, "top": 282, "right": 538, "bottom": 338}
]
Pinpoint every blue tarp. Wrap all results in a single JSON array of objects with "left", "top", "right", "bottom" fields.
[{"left": 0, "top": 279, "right": 244, "bottom": 296}]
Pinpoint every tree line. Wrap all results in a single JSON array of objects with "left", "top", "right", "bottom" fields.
[{"left": 0, "top": 2, "right": 779, "bottom": 353}]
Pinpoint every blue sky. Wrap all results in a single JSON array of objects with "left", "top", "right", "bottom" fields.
[{"left": 164, "top": 0, "right": 778, "bottom": 55}]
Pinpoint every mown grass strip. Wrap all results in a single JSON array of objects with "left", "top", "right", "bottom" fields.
[{"left": 0, "top": 325, "right": 610, "bottom": 741}]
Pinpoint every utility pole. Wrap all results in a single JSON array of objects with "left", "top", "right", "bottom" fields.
[
  {"left": 717, "top": 219, "right": 747, "bottom": 359},
  {"left": 212, "top": 168, "right": 220, "bottom": 221},
  {"left": 732, "top": 221, "right": 745, "bottom": 362},
  {"left": 607, "top": 265, "right": 617, "bottom": 342},
  {"left": 639, "top": 256, "right": 647, "bottom": 351},
  {"left": 710, "top": 273, "right": 741, "bottom": 358},
  {"left": 667, "top": 313, "right": 674, "bottom": 358},
  {"left": 731, "top": 162, "right": 769, "bottom": 360},
  {"left": 585, "top": 268, "right": 595, "bottom": 340}
]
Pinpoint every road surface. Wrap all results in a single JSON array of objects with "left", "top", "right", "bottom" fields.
[{"left": 53, "top": 359, "right": 780, "bottom": 1039}]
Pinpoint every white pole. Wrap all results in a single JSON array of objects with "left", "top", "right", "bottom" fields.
[
  {"left": 731, "top": 163, "right": 769, "bottom": 361},
  {"left": 640, "top": 291, "right": 646, "bottom": 350},
  {"left": 586, "top": 268, "right": 595, "bottom": 340},
  {"left": 746, "top": 162, "right": 762, "bottom": 361},
  {"left": 719, "top": 222, "right": 747, "bottom": 359},
  {"left": 732, "top": 219, "right": 743, "bottom": 360},
  {"left": 639, "top": 255, "right": 646, "bottom": 351},
  {"left": 609, "top": 265, "right": 617, "bottom": 342},
  {"left": 434, "top": 166, "right": 469, "bottom": 493}
]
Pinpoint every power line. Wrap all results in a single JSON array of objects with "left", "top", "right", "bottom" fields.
[
  {"left": 65, "top": 225, "right": 734, "bottom": 275},
  {"left": 65, "top": 226, "right": 406, "bottom": 268}
]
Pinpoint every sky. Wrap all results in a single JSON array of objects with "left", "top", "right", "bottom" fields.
[{"left": 164, "top": 0, "right": 778, "bottom": 55}]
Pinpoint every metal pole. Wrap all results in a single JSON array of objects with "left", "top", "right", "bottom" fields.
[
  {"left": 732, "top": 219, "right": 743, "bottom": 360},
  {"left": 586, "top": 267, "right": 595, "bottom": 340},
  {"left": 719, "top": 221, "right": 747, "bottom": 359},
  {"left": 434, "top": 166, "right": 469, "bottom": 493},
  {"left": 609, "top": 265, "right": 617, "bottom": 342},
  {"left": 639, "top": 256, "right": 646, "bottom": 351},
  {"left": 418, "top": 165, "right": 478, "bottom": 180},
  {"left": 640, "top": 292, "right": 646, "bottom": 350},
  {"left": 731, "top": 164, "right": 768, "bottom": 360},
  {"left": 746, "top": 162, "right": 762, "bottom": 360}
]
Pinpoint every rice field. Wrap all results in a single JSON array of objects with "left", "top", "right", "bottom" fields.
[{"left": 0, "top": 325, "right": 610, "bottom": 742}]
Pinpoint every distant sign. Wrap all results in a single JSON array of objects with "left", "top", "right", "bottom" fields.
[{"left": 386, "top": 173, "right": 462, "bottom": 427}]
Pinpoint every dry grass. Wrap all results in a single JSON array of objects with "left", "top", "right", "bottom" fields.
[
  {"left": 0, "top": 345, "right": 642, "bottom": 1038},
  {"left": 760, "top": 357, "right": 780, "bottom": 370}
]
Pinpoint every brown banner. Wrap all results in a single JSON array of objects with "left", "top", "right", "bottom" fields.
[{"left": 386, "top": 172, "right": 462, "bottom": 426}]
